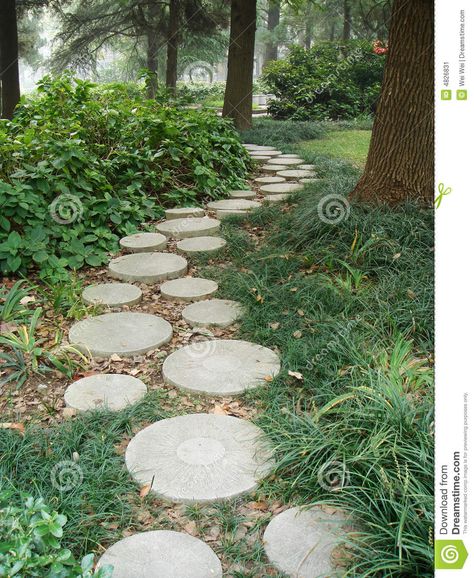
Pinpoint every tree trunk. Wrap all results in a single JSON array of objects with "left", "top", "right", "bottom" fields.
[
  {"left": 166, "top": 0, "right": 180, "bottom": 94},
  {"left": 263, "top": 0, "right": 280, "bottom": 69},
  {"left": 223, "top": 0, "right": 257, "bottom": 130},
  {"left": 350, "top": 0, "right": 434, "bottom": 206},
  {"left": 342, "top": 0, "right": 352, "bottom": 40},
  {"left": 0, "top": 0, "right": 21, "bottom": 119},
  {"left": 146, "top": 26, "right": 159, "bottom": 99}
]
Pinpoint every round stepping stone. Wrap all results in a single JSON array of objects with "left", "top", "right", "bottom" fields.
[
  {"left": 69, "top": 312, "right": 172, "bottom": 357},
  {"left": 165, "top": 207, "right": 205, "bottom": 220},
  {"left": 279, "top": 154, "right": 300, "bottom": 158},
  {"left": 263, "top": 194, "right": 290, "bottom": 203},
  {"left": 160, "top": 277, "right": 218, "bottom": 302},
  {"left": 98, "top": 530, "right": 222, "bottom": 578},
  {"left": 157, "top": 217, "right": 220, "bottom": 239},
  {"left": 82, "top": 283, "right": 142, "bottom": 307},
  {"left": 264, "top": 506, "right": 347, "bottom": 578},
  {"left": 260, "top": 183, "right": 304, "bottom": 195},
  {"left": 228, "top": 190, "right": 257, "bottom": 199},
  {"left": 300, "top": 178, "right": 319, "bottom": 183},
  {"left": 255, "top": 176, "right": 286, "bottom": 185},
  {"left": 298, "top": 164, "right": 317, "bottom": 171},
  {"left": 125, "top": 413, "right": 274, "bottom": 502},
  {"left": 162, "top": 339, "right": 280, "bottom": 395},
  {"left": 249, "top": 150, "right": 282, "bottom": 157},
  {"left": 207, "top": 199, "right": 260, "bottom": 212},
  {"left": 119, "top": 232, "right": 167, "bottom": 253},
  {"left": 267, "top": 157, "right": 304, "bottom": 166},
  {"left": 244, "top": 144, "right": 276, "bottom": 151},
  {"left": 109, "top": 252, "right": 187, "bottom": 284},
  {"left": 64, "top": 374, "right": 147, "bottom": 412},
  {"left": 251, "top": 155, "right": 271, "bottom": 162},
  {"left": 276, "top": 170, "right": 316, "bottom": 180},
  {"left": 261, "top": 164, "right": 288, "bottom": 173},
  {"left": 182, "top": 299, "right": 243, "bottom": 328},
  {"left": 176, "top": 236, "right": 226, "bottom": 255}
]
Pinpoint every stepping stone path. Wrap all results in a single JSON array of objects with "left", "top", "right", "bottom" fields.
[
  {"left": 267, "top": 157, "right": 304, "bottom": 166},
  {"left": 69, "top": 312, "right": 172, "bottom": 357},
  {"left": 261, "top": 164, "right": 288, "bottom": 173},
  {"left": 207, "top": 199, "right": 260, "bottom": 212},
  {"left": 176, "top": 236, "right": 227, "bottom": 255},
  {"left": 162, "top": 339, "right": 280, "bottom": 395},
  {"left": 263, "top": 506, "right": 348, "bottom": 578},
  {"left": 125, "top": 413, "right": 274, "bottom": 502},
  {"left": 64, "top": 374, "right": 147, "bottom": 412},
  {"left": 165, "top": 207, "right": 205, "bottom": 220},
  {"left": 109, "top": 252, "right": 188, "bottom": 283},
  {"left": 98, "top": 531, "right": 222, "bottom": 578},
  {"left": 260, "top": 183, "right": 304, "bottom": 195},
  {"left": 255, "top": 176, "right": 286, "bottom": 185},
  {"left": 82, "top": 283, "right": 142, "bottom": 307},
  {"left": 263, "top": 194, "right": 291, "bottom": 204},
  {"left": 251, "top": 155, "right": 272, "bottom": 162},
  {"left": 279, "top": 154, "right": 300, "bottom": 158},
  {"left": 160, "top": 277, "right": 218, "bottom": 302},
  {"left": 249, "top": 150, "right": 282, "bottom": 157},
  {"left": 277, "top": 169, "right": 316, "bottom": 180},
  {"left": 298, "top": 164, "right": 317, "bottom": 171},
  {"left": 157, "top": 217, "right": 220, "bottom": 239},
  {"left": 228, "top": 190, "right": 257, "bottom": 199},
  {"left": 119, "top": 232, "right": 167, "bottom": 253},
  {"left": 182, "top": 299, "right": 243, "bottom": 328}
]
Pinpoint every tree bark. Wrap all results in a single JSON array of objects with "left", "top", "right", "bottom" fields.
[
  {"left": 146, "top": 26, "right": 159, "bottom": 98},
  {"left": 342, "top": 0, "right": 352, "bottom": 40},
  {"left": 263, "top": 0, "right": 280, "bottom": 69},
  {"left": 166, "top": 0, "right": 180, "bottom": 94},
  {"left": 350, "top": 0, "right": 434, "bottom": 206},
  {"left": 0, "top": 0, "right": 21, "bottom": 119},
  {"left": 223, "top": 0, "right": 257, "bottom": 130}
]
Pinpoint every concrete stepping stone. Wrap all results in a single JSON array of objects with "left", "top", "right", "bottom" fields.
[
  {"left": 243, "top": 144, "right": 276, "bottom": 151},
  {"left": 260, "top": 183, "right": 304, "bottom": 195},
  {"left": 160, "top": 277, "right": 218, "bottom": 302},
  {"left": 109, "top": 252, "right": 187, "bottom": 284},
  {"left": 125, "top": 413, "right": 274, "bottom": 502},
  {"left": 69, "top": 312, "right": 172, "bottom": 357},
  {"left": 162, "top": 339, "right": 280, "bottom": 395},
  {"left": 249, "top": 150, "right": 282, "bottom": 157},
  {"left": 261, "top": 164, "right": 288, "bottom": 173},
  {"left": 298, "top": 164, "right": 317, "bottom": 171},
  {"left": 208, "top": 199, "right": 260, "bottom": 212},
  {"left": 267, "top": 157, "right": 304, "bottom": 166},
  {"left": 276, "top": 170, "right": 316, "bottom": 180},
  {"left": 157, "top": 217, "right": 220, "bottom": 239},
  {"left": 119, "top": 232, "right": 167, "bottom": 253},
  {"left": 64, "top": 374, "right": 147, "bottom": 412},
  {"left": 263, "top": 194, "right": 291, "bottom": 204},
  {"left": 176, "top": 236, "right": 226, "bottom": 255},
  {"left": 228, "top": 190, "right": 257, "bottom": 199},
  {"left": 251, "top": 155, "right": 272, "bottom": 162},
  {"left": 82, "top": 283, "right": 142, "bottom": 307},
  {"left": 255, "top": 176, "right": 286, "bottom": 185},
  {"left": 182, "top": 299, "right": 243, "bottom": 328},
  {"left": 263, "top": 506, "right": 347, "bottom": 578},
  {"left": 165, "top": 207, "right": 205, "bottom": 220},
  {"left": 300, "top": 178, "right": 319, "bottom": 183},
  {"left": 98, "top": 530, "right": 222, "bottom": 578}
]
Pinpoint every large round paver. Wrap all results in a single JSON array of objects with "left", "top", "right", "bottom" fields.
[
  {"left": 109, "top": 252, "right": 187, "bottom": 284},
  {"left": 260, "top": 183, "right": 304, "bottom": 195},
  {"left": 228, "top": 190, "right": 257, "bottom": 199},
  {"left": 255, "top": 176, "right": 286, "bottom": 185},
  {"left": 263, "top": 194, "right": 290, "bottom": 204},
  {"left": 244, "top": 144, "right": 276, "bottom": 151},
  {"left": 277, "top": 170, "right": 316, "bottom": 180},
  {"left": 263, "top": 507, "right": 347, "bottom": 578},
  {"left": 162, "top": 339, "right": 280, "bottom": 395},
  {"left": 82, "top": 283, "right": 142, "bottom": 307},
  {"left": 207, "top": 199, "right": 260, "bottom": 212},
  {"left": 249, "top": 150, "right": 282, "bottom": 157},
  {"left": 125, "top": 413, "right": 274, "bottom": 502},
  {"left": 157, "top": 217, "right": 220, "bottom": 239},
  {"left": 165, "top": 207, "right": 205, "bottom": 220},
  {"left": 176, "top": 236, "right": 226, "bottom": 255},
  {"left": 119, "top": 232, "right": 167, "bottom": 253},
  {"left": 251, "top": 155, "right": 271, "bottom": 162},
  {"left": 69, "top": 312, "right": 172, "bottom": 357},
  {"left": 64, "top": 374, "right": 147, "bottom": 412},
  {"left": 182, "top": 299, "right": 243, "bottom": 328},
  {"left": 261, "top": 164, "right": 288, "bottom": 173},
  {"left": 160, "top": 277, "right": 218, "bottom": 302},
  {"left": 267, "top": 157, "right": 304, "bottom": 166},
  {"left": 298, "top": 164, "right": 317, "bottom": 171},
  {"left": 98, "top": 531, "right": 222, "bottom": 578}
]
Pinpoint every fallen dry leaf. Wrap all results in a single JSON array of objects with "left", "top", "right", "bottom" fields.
[
  {"left": 139, "top": 484, "right": 152, "bottom": 499},
  {"left": 0, "top": 422, "right": 25, "bottom": 434},
  {"left": 288, "top": 370, "right": 304, "bottom": 381}
]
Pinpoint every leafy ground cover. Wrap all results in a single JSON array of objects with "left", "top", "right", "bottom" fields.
[{"left": 300, "top": 129, "right": 372, "bottom": 168}]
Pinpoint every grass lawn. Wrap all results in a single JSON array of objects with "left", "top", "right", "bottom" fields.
[{"left": 300, "top": 129, "right": 372, "bottom": 168}]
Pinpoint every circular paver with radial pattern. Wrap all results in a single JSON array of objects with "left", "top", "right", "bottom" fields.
[
  {"left": 109, "top": 252, "right": 187, "bottom": 283},
  {"left": 255, "top": 176, "right": 286, "bottom": 185},
  {"left": 267, "top": 157, "right": 304, "bottom": 166},
  {"left": 69, "top": 312, "right": 172, "bottom": 357},
  {"left": 261, "top": 164, "right": 288, "bottom": 173},
  {"left": 125, "top": 413, "right": 274, "bottom": 503},
  {"left": 182, "top": 299, "right": 243, "bottom": 328},
  {"left": 119, "top": 232, "right": 167, "bottom": 253},
  {"left": 98, "top": 531, "right": 223, "bottom": 578},
  {"left": 82, "top": 283, "right": 142, "bottom": 307},
  {"left": 176, "top": 236, "right": 227, "bottom": 255},
  {"left": 263, "top": 506, "right": 347, "bottom": 578},
  {"left": 165, "top": 207, "right": 205, "bottom": 220},
  {"left": 260, "top": 183, "right": 304, "bottom": 195},
  {"left": 162, "top": 339, "right": 280, "bottom": 395},
  {"left": 160, "top": 277, "right": 218, "bottom": 302},
  {"left": 64, "top": 374, "right": 147, "bottom": 412},
  {"left": 276, "top": 169, "right": 316, "bottom": 180},
  {"left": 157, "top": 217, "right": 220, "bottom": 239},
  {"left": 207, "top": 199, "right": 260, "bottom": 212},
  {"left": 228, "top": 190, "right": 257, "bottom": 199}
]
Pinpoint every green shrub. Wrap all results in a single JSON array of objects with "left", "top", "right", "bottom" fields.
[
  {"left": 239, "top": 118, "right": 324, "bottom": 148},
  {"left": 263, "top": 41, "right": 385, "bottom": 121},
  {"left": 0, "top": 75, "right": 250, "bottom": 277}
]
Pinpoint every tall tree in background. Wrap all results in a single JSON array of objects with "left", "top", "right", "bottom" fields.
[
  {"left": 0, "top": 0, "right": 21, "bottom": 119},
  {"left": 223, "top": 0, "right": 257, "bottom": 129},
  {"left": 342, "top": 0, "right": 352, "bottom": 39},
  {"left": 165, "top": 0, "right": 180, "bottom": 93},
  {"left": 350, "top": 0, "right": 433, "bottom": 205},
  {"left": 263, "top": 0, "right": 280, "bottom": 68}
]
